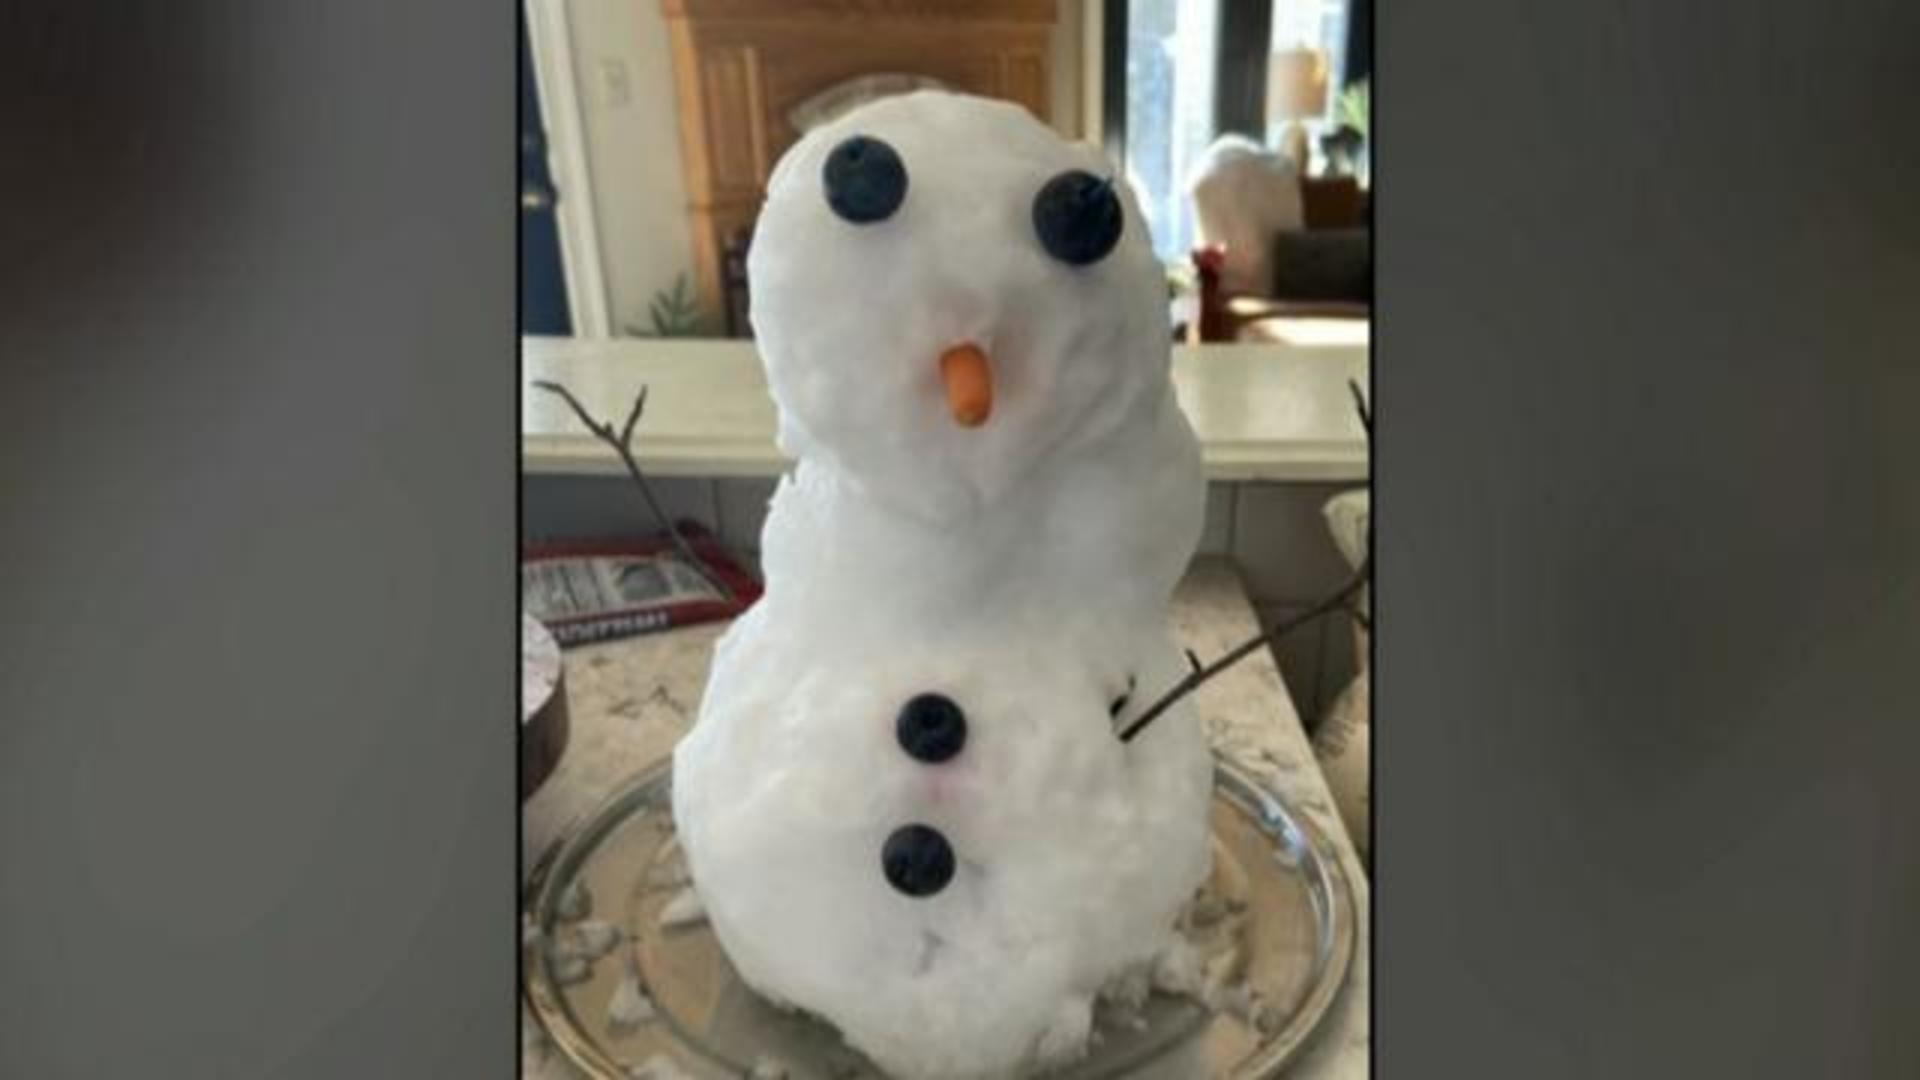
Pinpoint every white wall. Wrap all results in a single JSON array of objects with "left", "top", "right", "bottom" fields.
[
  {"left": 1080, "top": 0, "right": 1104, "bottom": 146},
  {"left": 554, "top": 0, "right": 1091, "bottom": 334},
  {"left": 562, "top": 0, "right": 696, "bottom": 336}
]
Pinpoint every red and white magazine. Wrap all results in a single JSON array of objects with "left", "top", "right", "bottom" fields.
[{"left": 521, "top": 522, "right": 762, "bottom": 647}]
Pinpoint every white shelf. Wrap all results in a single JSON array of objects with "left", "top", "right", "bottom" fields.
[{"left": 522, "top": 337, "right": 1369, "bottom": 482}]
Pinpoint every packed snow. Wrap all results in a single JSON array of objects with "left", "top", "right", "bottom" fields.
[{"left": 673, "top": 91, "right": 1213, "bottom": 1080}]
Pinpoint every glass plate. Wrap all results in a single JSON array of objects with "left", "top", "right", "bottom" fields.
[{"left": 523, "top": 759, "right": 1354, "bottom": 1079}]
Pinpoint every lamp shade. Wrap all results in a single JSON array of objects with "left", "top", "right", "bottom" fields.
[{"left": 1267, "top": 46, "right": 1329, "bottom": 122}]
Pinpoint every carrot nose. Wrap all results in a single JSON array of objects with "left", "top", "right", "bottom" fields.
[{"left": 939, "top": 343, "right": 993, "bottom": 428}]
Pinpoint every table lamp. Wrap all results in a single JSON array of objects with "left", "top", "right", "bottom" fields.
[{"left": 1267, "top": 45, "right": 1330, "bottom": 169}]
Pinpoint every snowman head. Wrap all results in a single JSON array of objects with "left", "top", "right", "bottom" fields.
[{"left": 749, "top": 91, "right": 1171, "bottom": 522}]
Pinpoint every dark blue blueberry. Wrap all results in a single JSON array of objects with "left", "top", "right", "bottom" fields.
[
  {"left": 1032, "top": 169, "right": 1124, "bottom": 266},
  {"left": 882, "top": 824, "right": 955, "bottom": 898},
  {"left": 896, "top": 693, "right": 967, "bottom": 763},
  {"left": 822, "top": 135, "right": 908, "bottom": 224}
]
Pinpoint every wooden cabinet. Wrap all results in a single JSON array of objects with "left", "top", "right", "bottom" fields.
[{"left": 661, "top": 0, "right": 1057, "bottom": 326}]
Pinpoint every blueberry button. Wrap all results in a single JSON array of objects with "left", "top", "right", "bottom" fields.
[
  {"left": 895, "top": 693, "right": 967, "bottom": 763},
  {"left": 882, "top": 823, "right": 955, "bottom": 898}
]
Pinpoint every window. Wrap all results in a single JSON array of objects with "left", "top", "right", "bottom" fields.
[
  {"left": 1122, "top": 0, "right": 1221, "bottom": 262},
  {"left": 1111, "top": 0, "right": 1360, "bottom": 263}
]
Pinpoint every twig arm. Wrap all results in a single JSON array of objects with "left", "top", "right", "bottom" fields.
[
  {"left": 532, "top": 380, "right": 732, "bottom": 600},
  {"left": 619, "top": 386, "right": 648, "bottom": 447},
  {"left": 1118, "top": 558, "right": 1370, "bottom": 743},
  {"left": 1123, "top": 371, "right": 1373, "bottom": 743}
]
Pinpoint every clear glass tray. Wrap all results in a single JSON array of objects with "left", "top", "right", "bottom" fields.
[{"left": 523, "top": 759, "right": 1354, "bottom": 1079}]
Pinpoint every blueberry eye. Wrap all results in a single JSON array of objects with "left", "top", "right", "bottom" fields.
[
  {"left": 823, "top": 135, "right": 907, "bottom": 224},
  {"left": 1032, "top": 169, "right": 1124, "bottom": 266}
]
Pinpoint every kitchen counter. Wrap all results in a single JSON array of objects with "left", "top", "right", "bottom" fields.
[
  {"left": 522, "top": 338, "right": 1369, "bottom": 483},
  {"left": 521, "top": 557, "right": 1369, "bottom": 1079}
]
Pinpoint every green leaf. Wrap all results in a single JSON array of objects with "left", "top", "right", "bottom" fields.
[
  {"left": 631, "top": 272, "right": 710, "bottom": 337},
  {"left": 1337, "top": 80, "right": 1370, "bottom": 141}
]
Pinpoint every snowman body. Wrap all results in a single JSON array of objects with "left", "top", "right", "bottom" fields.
[{"left": 672, "top": 92, "right": 1213, "bottom": 1080}]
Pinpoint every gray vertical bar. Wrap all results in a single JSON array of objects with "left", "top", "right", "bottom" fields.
[
  {"left": 0, "top": 3, "right": 517, "bottom": 1076},
  {"left": 1377, "top": 0, "right": 1920, "bottom": 1076}
]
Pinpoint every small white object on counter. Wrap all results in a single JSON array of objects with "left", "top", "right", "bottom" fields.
[
  {"left": 522, "top": 615, "right": 562, "bottom": 723},
  {"left": 1314, "top": 489, "right": 1371, "bottom": 864}
]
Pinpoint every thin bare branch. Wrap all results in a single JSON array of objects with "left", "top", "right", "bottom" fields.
[
  {"left": 533, "top": 379, "right": 732, "bottom": 600},
  {"left": 534, "top": 379, "right": 616, "bottom": 440},
  {"left": 619, "top": 385, "right": 649, "bottom": 448},
  {"left": 1119, "top": 558, "right": 1370, "bottom": 743}
]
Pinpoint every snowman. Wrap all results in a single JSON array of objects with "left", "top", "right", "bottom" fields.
[{"left": 672, "top": 91, "right": 1214, "bottom": 1080}]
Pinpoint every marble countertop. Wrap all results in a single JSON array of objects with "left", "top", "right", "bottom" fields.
[
  {"left": 522, "top": 557, "right": 1368, "bottom": 1078},
  {"left": 521, "top": 338, "right": 1370, "bottom": 484}
]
